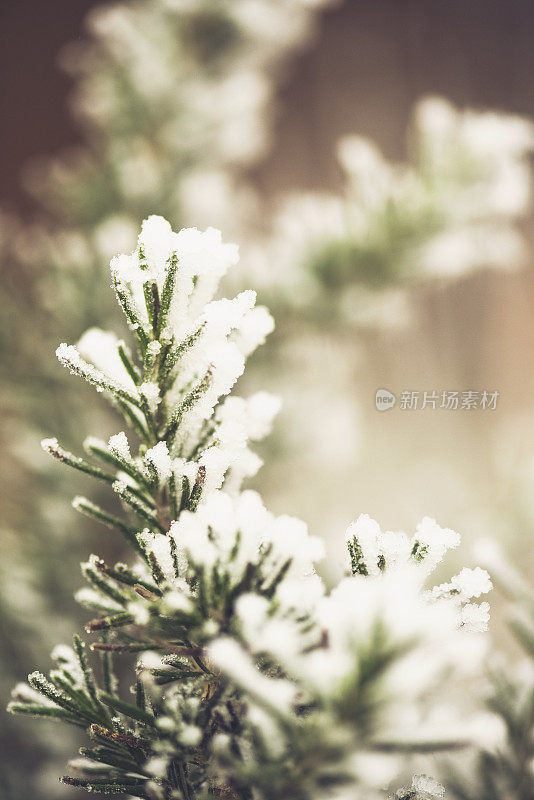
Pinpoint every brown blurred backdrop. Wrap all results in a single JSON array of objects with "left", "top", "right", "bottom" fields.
[
  {"left": 4, "top": 0, "right": 534, "bottom": 558},
  {"left": 3, "top": 0, "right": 534, "bottom": 205},
  {"left": 4, "top": 3, "right": 534, "bottom": 798}
]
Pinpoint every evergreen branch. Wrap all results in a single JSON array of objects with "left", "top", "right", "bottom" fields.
[
  {"left": 91, "top": 642, "right": 155, "bottom": 654},
  {"left": 27, "top": 671, "right": 83, "bottom": 718},
  {"left": 147, "top": 550, "right": 166, "bottom": 586},
  {"left": 169, "top": 468, "right": 179, "bottom": 519},
  {"left": 100, "top": 632, "right": 118, "bottom": 697},
  {"left": 171, "top": 758, "right": 194, "bottom": 800},
  {"left": 73, "top": 635, "right": 108, "bottom": 713},
  {"left": 117, "top": 341, "right": 142, "bottom": 386},
  {"left": 42, "top": 438, "right": 116, "bottom": 484},
  {"left": 91, "top": 557, "right": 162, "bottom": 597},
  {"left": 179, "top": 475, "right": 192, "bottom": 513},
  {"left": 84, "top": 439, "right": 154, "bottom": 504},
  {"left": 111, "top": 272, "right": 150, "bottom": 354},
  {"left": 164, "top": 368, "right": 212, "bottom": 448},
  {"left": 12, "top": 213, "right": 487, "bottom": 800},
  {"left": 372, "top": 739, "right": 469, "bottom": 753},
  {"left": 99, "top": 692, "right": 157, "bottom": 726},
  {"left": 114, "top": 397, "right": 150, "bottom": 441},
  {"left": 73, "top": 496, "right": 146, "bottom": 555},
  {"left": 56, "top": 343, "right": 141, "bottom": 407},
  {"left": 7, "top": 702, "right": 84, "bottom": 726},
  {"left": 107, "top": 436, "right": 150, "bottom": 486},
  {"left": 152, "top": 670, "right": 200, "bottom": 686},
  {"left": 157, "top": 252, "right": 179, "bottom": 337},
  {"left": 82, "top": 560, "right": 130, "bottom": 607},
  {"left": 138, "top": 387, "right": 159, "bottom": 442},
  {"left": 170, "top": 535, "right": 181, "bottom": 578},
  {"left": 143, "top": 281, "right": 159, "bottom": 333},
  {"left": 90, "top": 724, "right": 152, "bottom": 753},
  {"left": 78, "top": 746, "right": 140, "bottom": 773},
  {"left": 136, "top": 679, "right": 146, "bottom": 714},
  {"left": 261, "top": 558, "right": 292, "bottom": 599},
  {"left": 188, "top": 465, "right": 206, "bottom": 512},
  {"left": 158, "top": 323, "right": 205, "bottom": 393},
  {"left": 49, "top": 674, "right": 110, "bottom": 728},
  {"left": 112, "top": 481, "right": 166, "bottom": 534},
  {"left": 85, "top": 613, "right": 135, "bottom": 633},
  {"left": 60, "top": 775, "right": 149, "bottom": 795}
]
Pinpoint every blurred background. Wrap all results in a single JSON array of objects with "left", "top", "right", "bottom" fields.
[{"left": 3, "top": 0, "right": 534, "bottom": 797}]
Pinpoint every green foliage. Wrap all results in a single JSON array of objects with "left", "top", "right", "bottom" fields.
[{"left": 8, "top": 220, "right": 462, "bottom": 799}]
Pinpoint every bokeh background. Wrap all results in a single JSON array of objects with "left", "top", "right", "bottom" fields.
[{"left": 3, "top": 1, "right": 534, "bottom": 797}]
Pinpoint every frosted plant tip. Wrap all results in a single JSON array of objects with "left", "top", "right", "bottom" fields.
[{"left": 72, "top": 496, "right": 88, "bottom": 510}]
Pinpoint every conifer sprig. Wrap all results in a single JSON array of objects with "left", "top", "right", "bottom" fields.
[{"left": 10, "top": 217, "right": 491, "bottom": 800}]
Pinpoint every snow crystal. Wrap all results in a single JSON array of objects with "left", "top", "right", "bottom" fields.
[
  {"left": 415, "top": 96, "right": 456, "bottom": 139},
  {"left": 269, "top": 514, "right": 325, "bottom": 576},
  {"left": 217, "top": 418, "right": 248, "bottom": 452},
  {"left": 306, "top": 570, "right": 476, "bottom": 701},
  {"left": 145, "top": 756, "right": 169, "bottom": 778},
  {"left": 83, "top": 435, "right": 103, "bottom": 448},
  {"left": 140, "top": 381, "right": 160, "bottom": 412},
  {"left": 337, "top": 136, "right": 390, "bottom": 197},
  {"left": 50, "top": 644, "right": 84, "bottom": 687},
  {"left": 108, "top": 431, "right": 131, "bottom": 460},
  {"left": 235, "top": 593, "right": 270, "bottom": 634},
  {"left": 145, "top": 441, "right": 172, "bottom": 481},
  {"left": 68, "top": 757, "right": 108, "bottom": 773},
  {"left": 51, "top": 643, "right": 77, "bottom": 663},
  {"left": 275, "top": 573, "right": 325, "bottom": 613},
  {"left": 108, "top": 218, "right": 240, "bottom": 314},
  {"left": 202, "top": 619, "right": 219, "bottom": 638},
  {"left": 208, "top": 341, "right": 246, "bottom": 399},
  {"left": 56, "top": 342, "right": 82, "bottom": 369},
  {"left": 223, "top": 448, "right": 263, "bottom": 494},
  {"left": 234, "top": 490, "right": 271, "bottom": 538},
  {"left": 377, "top": 529, "right": 411, "bottom": 569},
  {"left": 198, "top": 446, "right": 236, "bottom": 495},
  {"left": 203, "top": 291, "right": 256, "bottom": 337},
  {"left": 11, "top": 682, "right": 53, "bottom": 704},
  {"left": 345, "top": 514, "right": 382, "bottom": 576},
  {"left": 246, "top": 704, "right": 285, "bottom": 758},
  {"left": 77, "top": 328, "right": 136, "bottom": 391},
  {"left": 171, "top": 517, "right": 216, "bottom": 572},
  {"left": 155, "top": 715, "right": 175, "bottom": 732},
  {"left": 244, "top": 392, "right": 282, "bottom": 441},
  {"left": 110, "top": 251, "right": 140, "bottom": 284},
  {"left": 211, "top": 733, "right": 231, "bottom": 755},
  {"left": 207, "top": 637, "right": 296, "bottom": 710},
  {"left": 163, "top": 589, "right": 193, "bottom": 614},
  {"left": 41, "top": 437, "right": 59, "bottom": 455},
  {"left": 138, "top": 215, "right": 175, "bottom": 277},
  {"left": 179, "top": 725, "right": 202, "bottom": 747},
  {"left": 236, "top": 593, "right": 302, "bottom": 660},
  {"left": 451, "top": 567, "right": 492, "bottom": 600},
  {"left": 74, "top": 587, "right": 122, "bottom": 611},
  {"left": 233, "top": 305, "right": 274, "bottom": 357},
  {"left": 147, "top": 533, "right": 175, "bottom": 583},
  {"left": 411, "top": 774, "right": 445, "bottom": 798},
  {"left": 412, "top": 517, "right": 460, "bottom": 573},
  {"left": 170, "top": 489, "right": 324, "bottom": 601},
  {"left": 460, "top": 601, "right": 491, "bottom": 633},
  {"left": 173, "top": 226, "right": 239, "bottom": 278},
  {"left": 127, "top": 601, "right": 150, "bottom": 626},
  {"left": 72, "top": 496, "right": 86, "bottom": 511}
]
